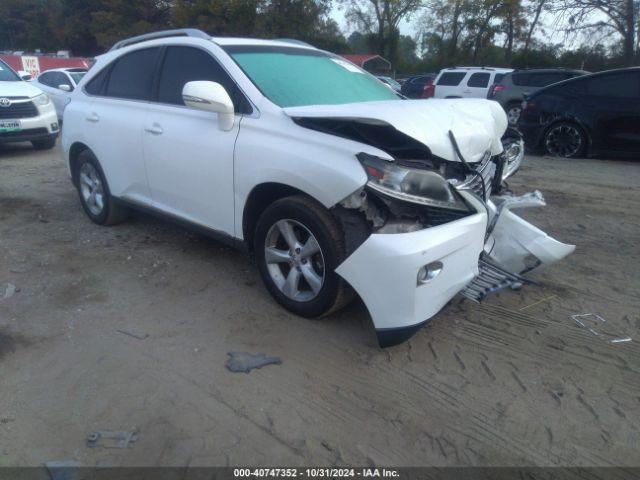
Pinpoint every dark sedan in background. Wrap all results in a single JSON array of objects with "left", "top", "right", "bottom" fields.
[
  {"left": 518, "top": 67, "right": 640, "bottom": 158},
  {"left": 400, "top": 74, "right": 437, "bottom": 98}
]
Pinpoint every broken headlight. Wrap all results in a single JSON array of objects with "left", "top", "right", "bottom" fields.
[
  {"left": 502, "top": 137, "right": 524, "bottom": 180},
  {"left": 357, "top": 153, "right": 469, "bottom": 211}
]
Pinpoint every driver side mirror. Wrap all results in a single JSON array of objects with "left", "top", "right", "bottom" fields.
[
  {"left": 182, "top": 81, "right": 235, "bottom": 131},
  {"left": 58, "top": 84, "right": 72, "bottom": 92},
  {"left": 18, "top": 70, "right": 32, "bottom": 81}
]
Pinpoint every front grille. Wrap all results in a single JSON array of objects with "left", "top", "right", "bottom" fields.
[
  {"left": 0, "top": 100, "right": 39, "bottom": 119},
  {"left": 426, "top": 206, "right": 472, "bottom": 226},
  {"left": 460, "top": 255, "right": 528, "bottom": 303},
  {"left": 0, "top": 128, "right": 48, "bottom": 140}
]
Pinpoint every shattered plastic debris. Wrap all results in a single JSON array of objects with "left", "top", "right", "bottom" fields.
[
  {"left": 2, "top": 283, "right": 16, "bottom": 300},
  {"left": 226, "top": 351, "right": 282, "bottom": 373},
  {"left": 86, "top": 429, "right": 139, "bottom": 449},
  {"left": 570, "top": 313, "right": 633, "bottom": 344}
]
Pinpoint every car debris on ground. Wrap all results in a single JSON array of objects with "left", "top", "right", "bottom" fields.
[
  {"left": 226, "top": 352, "right": 282, "bottom": 373},
  {"left": 570, "top": 313, "right": 633, "bottom": 344},
  {"left": 86, "top": 429, "right": 139, "bottom": 449}
]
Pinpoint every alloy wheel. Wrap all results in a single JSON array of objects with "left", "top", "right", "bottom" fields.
[
  {"left": 545, "top": 124, "right": 583, "bottom": 157},
  {"left": 264, "top": 219, "right": 325, "bottom": 302},
  {"left": 79, "top": 162, "right": 105, "bottom": 216}
]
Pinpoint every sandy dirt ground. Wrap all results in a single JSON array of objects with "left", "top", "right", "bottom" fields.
[{"left": 0, "top": 141, "right": 639, "bottom": 468}]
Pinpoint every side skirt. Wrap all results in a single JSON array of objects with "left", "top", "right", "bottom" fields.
[{"left": 113, "top": 197, "right": 248, "bottom": 252}]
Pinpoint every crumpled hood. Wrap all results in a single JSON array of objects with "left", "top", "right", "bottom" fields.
[
  {"left": 0, "top": 80, "right": 44, "bottom": 98},
  {"left": 284, "top": 98, "right": 508, "bottom": 163}
]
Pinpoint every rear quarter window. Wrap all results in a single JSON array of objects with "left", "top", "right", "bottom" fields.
[
  {"left": 493, "top": 73, "right": 506, "bottom": 84},
  {"left": 467, "top": 72, "right": 490, "bottom": 88},
  {"left": 84, "top": 67, "right": 109, "bottom": 95},
  {"left": 437, "top": 72, "right": 466, "bottom": 86}
]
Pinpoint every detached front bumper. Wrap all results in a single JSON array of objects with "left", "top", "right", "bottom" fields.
[
  {"left": 336, "top": 192, "right": 488, "bottom": 347},
  {"left": 336, "top": 190, "right": 574, "bottom": 348}
]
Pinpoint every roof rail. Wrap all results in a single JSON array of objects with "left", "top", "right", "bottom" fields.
[
  {"left": 449, "top": 66, "right": 497, "bottom": 71},
  {"left": 275, "top": 38, "right": 314, "bottom": 48},
  {"left": 109, "top": 29, "right": 210, "bottom": 52}
]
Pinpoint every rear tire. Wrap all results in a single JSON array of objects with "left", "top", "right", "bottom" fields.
[
  {"left": 32, "top": 137, "right": 56, "bottom": 150},
  {"left": 254, "top": 195, "right": 352, "bottom": 318},
  {"left": 543, "top": 121, "right": 587, "bottom": 158},
  {"left": 74, "top": 150, "right": 128, "bottom": 225}
]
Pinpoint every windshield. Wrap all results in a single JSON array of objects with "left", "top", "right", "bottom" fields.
[
  {"left": 0, "top": 60, "right": 20, "bottom": 82},
  {"left": 70, "top": 72, "right": 86, "bottom": 84},
  {"left": 224, "top": 46, "right": 399, "bottom": 108}
]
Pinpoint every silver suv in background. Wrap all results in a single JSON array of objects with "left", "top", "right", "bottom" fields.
[
  {"left": 488, "top": 68, "right": 588, "bottom": 125},
  {"left": 433, "top": 67, "right": 512, "bottom": 99}
]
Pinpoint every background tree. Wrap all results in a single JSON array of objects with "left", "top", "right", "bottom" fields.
[
  {"left": 552, "top": 0, "right": 638, "bottom": 65},
  {"left": 342, "top": 0, "right": 422, "bottom": 64},
  {"left": 0, "top": 0, "right": 60, "bottom": 52},
  {"left": 172, "top": 0, "right": 261, "bottom": 36}
]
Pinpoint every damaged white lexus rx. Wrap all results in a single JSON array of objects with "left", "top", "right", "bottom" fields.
[{"left": 61, "top": 29, "right": 574, "bottom": 347}]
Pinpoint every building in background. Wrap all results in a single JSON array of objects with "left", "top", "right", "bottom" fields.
[{"left": 0, "top": 54, "right": 90, "bottom": 78}]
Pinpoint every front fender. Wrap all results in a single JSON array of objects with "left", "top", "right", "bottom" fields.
[{"left": 233, "top": 113, "right": 390, "bottom": 239}]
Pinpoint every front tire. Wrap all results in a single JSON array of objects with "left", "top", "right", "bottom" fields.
[
  {"left": 254, "top": 195, "right": 352, "bottom": 318},
  {"left": 74, "top": 150, "right": 128, "bottom": 225},
  {"left": 543, "top": 121, "right": 587, "bottom": 158}
]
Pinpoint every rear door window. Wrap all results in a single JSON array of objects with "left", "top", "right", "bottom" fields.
[
  {"left": 156, "top": 46, "right": 250, "bottom": 113},
  {"left": 437, "top": 72, "right": 465, "bottom": 86},
  {"left": 467, "top": 72, "right": 490, "bottom": 88},
  {"left": 104, "top": 47, "right": 160, "bottom": 101}
]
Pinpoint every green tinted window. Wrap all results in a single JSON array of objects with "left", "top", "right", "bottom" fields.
[{"left": 226, "top": 47, "right": 399, "bottom": 107}]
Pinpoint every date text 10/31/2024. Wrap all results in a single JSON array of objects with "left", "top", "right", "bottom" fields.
[{"left": 233, "top": 468, "right": 400, "bottom": 478}]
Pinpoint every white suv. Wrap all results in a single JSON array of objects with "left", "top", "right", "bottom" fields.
[
  {"left": 62, "top": 30, "right": 573, "bottom": 346},
  {"left": 0, "top": 58, "right": 60, "bottom": 150},
  {"left": 33, "top": 68, "right": 87, "bottom": 122},
  {"left": 433, "top": 67, "right": 513, "bottom": 99}
]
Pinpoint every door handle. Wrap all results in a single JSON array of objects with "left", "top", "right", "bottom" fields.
[
  {"left": 86, "top": 113, "right": 99, "bottom": 123},
  {"left": 144, "top": 123, "right": 163, "bottom": 135}
]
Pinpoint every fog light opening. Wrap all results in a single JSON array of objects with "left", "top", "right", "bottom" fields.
[
  {"left": 51, "top": 122, "right": 59, "bottom": 131},
  {"left": 417, "top": 261, "right": 443, "bottom": 285}
]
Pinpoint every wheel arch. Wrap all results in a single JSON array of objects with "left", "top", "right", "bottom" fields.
[
  {"left": 242, "top": 182, "right": 312, "bottom": 251},
  {"left": 68, "top": 141, "right": 92, "bottom": 187}
]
